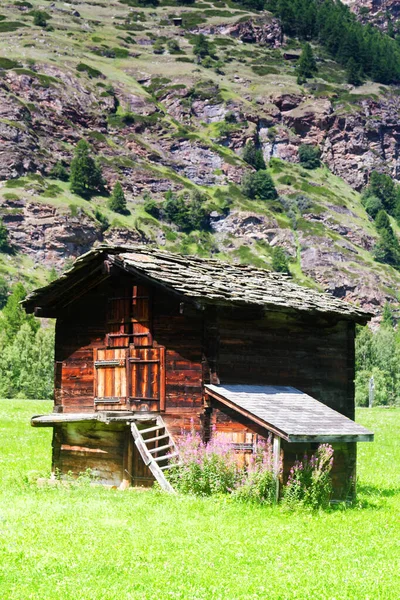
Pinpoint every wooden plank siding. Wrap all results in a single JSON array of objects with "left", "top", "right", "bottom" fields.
[{"left": 217, "top": 309, "right": 355, "bottom": 419}]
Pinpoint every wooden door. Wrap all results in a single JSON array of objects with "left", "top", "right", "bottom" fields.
[
  {"left": 94, "top": 348, "right": 128, "bottom": 408},
  {"left": 128, "top": 347, "right": 165, "bottom": 412}
]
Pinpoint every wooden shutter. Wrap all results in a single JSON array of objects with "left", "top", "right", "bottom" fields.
[
  {"left": 128, "top": 347, "right": 165, "bottom": 411},
  {"left": 106, "top": 285, "right": 152, "bottom": 348},
  {"left": 106, "top": 293, "right": 131, "bottom": 347},
  {"left": 131, "top": 285, "right": 152, "bottom": 346},
  {"left": 94, "top": 348, "right": 127, "bottom": 405}
]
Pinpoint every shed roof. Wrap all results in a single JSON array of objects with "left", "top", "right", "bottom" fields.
[
  {"left": 205, "top": 384, "right": 374, "bottom": 442},
  {"left": 23, "top": 245, "right": 371, "bottom": 323}
]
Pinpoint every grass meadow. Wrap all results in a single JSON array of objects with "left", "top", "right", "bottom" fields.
[{"left": 0, "top": 401, "right": 399, "bottom": 600}]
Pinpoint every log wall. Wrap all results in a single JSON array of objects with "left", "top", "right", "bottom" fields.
[{"left": 217, "top": 308, "right": 355, "bottom": 419}]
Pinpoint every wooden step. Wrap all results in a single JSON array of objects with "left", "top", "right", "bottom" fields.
[
  {"left": 160, "top": 463, "right": 182, "bottom": 470},
  {"left": 139, "top": 425, "right": 164, "bottom": 435},
  {"left": 153, "top": 452, "right": 178, "bottom": 463},
  {"left": 148, "top": 443, "right": 173, "bottom": 455},
  {"left": 144, "top": 433, "right": 169, "bottom": 444}
]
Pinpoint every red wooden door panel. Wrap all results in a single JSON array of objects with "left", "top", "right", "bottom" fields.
[
  {"left": 128, "top": 347, "right": 165, "bottom": 411},
  {"left": 94, "top": 348, "right": 128, "bottom": 407}
]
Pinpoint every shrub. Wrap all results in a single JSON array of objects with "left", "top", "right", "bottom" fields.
[
  {"left": 76, "top": 63, "right": 102, "bottom": 78},
  {"left": 166, "top": 39, "right": 181, "bottom": 54},
  {"left": 113, "top": 47, "right": 129, "bottom": 58},
  {"left": 31, "top": 10, "right": 50, "bottom": 27},
  {"left": 241, "top": 170, "right": 278, "bottom": 200},
  {"left": 0, "top": 21, "right": 26, "bottom": 33},
  {"left": 0, "top": 57, "right": 20, "bottom": 70},
  {"left": 162, "top": 190, "right": 209, "bottom": 232},
  {"left": 363, "top": 195, "right": 382, "bottom": 219},
  {"left": 49, "top": 161, "right": 69, "bottom": 181},
  {"left": 144, "top": 197, "right": 160, "bottom": 218},
  {"left": 94, "top": 209, "right": 109, "bottom": 232},
  {"left": 298, "top": 144, "right": 321, "bottom": 169},
  {"left": 152, "top": 39, "right": 165, "bottom": 54},
  {"left": 271, "top": 246, "right": 290, "bottom": 273},
  {"left": 168, "top": 430, "right": 238, "bottom": 496},
  {"left": 283, "top": 444, "right": 334, "bottom": 509},
  {"left": 232, "top": 438, "right": 277, "bottom": 505},
  {"left": 193, "top": 34, "right": 213, "bottom": 59}
]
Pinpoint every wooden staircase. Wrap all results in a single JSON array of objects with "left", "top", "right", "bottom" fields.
[{"left": 131, "top": 416, "right": 179, "bottom": 493}]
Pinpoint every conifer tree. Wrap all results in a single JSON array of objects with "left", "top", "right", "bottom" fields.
[
  {"left": 243, "top": 141, "right": 266, "bottom": 171},
  {"left": 70, "top": 140, "right": 104, "bottom": 198},
  {"left": 109, "top": 182, "right": 127, "bottom": 214},
  {"left": 296, "top": 43, "right": 317, "bottom": 83},
  {"left": 346, "top": 58, "right": 363, "bottom": 86},
  {"left": 0, "top": 217, "right": 10, "bottom": 253}
]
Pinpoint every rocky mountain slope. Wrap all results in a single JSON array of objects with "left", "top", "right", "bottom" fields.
[{"left": 1, "top": 0, "right": 400, "bottom": 315}]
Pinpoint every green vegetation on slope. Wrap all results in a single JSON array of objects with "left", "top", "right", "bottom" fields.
[{"left": 0, "top": 400, "right": 398, "bottom": 599}]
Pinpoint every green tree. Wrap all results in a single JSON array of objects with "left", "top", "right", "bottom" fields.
[
  {"left": 382, "top": 302, "right": 395, "bottom": 328},
  {"left": 243, "top": 142, "right": 266, "bottom": 171},
  {"left": 241, "top": 170, "right": 278, "bottom": 200},
  {"left": 298, "top": 144, "right": 321, "bottom": 169},
  {"left": 193, "top": 34, "right": 212, "bottom": 59},
  {"left": 0, "top": 277, "right": 9, "bottom": 309},
  {"left": 374, "top": 209, "right": 400, "bottom": 267},
  {"left": 108, "top": 182, "right": 128, "bottom": 214},
  {"left": 346, "top": 57, "right": 363, "bottom": 86},
  {"left": 186, "top": 190, "right": 208, "bottom": 231},
  {"left": 0, "top": 323, "right": 54, "bottom": 399},
  {"left": 296, "top": 42, "right": 317, "bottom": 82},
  {"left": 363, "top": 195, "right": 383, "bottom": 219},
  {"left": 364, "top": 171, "right": 397, "bottom": 214},
  {"left": 0, "top": 283, "right": 39, "bottom": 345},
  {"left": 0, "top": 217, "right": 10, "bottom": 253},
  {"left": 70, "top": 140, "right": 104, "bottom": 198},
  {"left": 32, "top": 10, "right": 50, "bottom": 27},
  {"left": 271, "top": 246, "right": 289, "bottom": 273},
  {"left": 49, "top": 161, "right": 69, "bottom": 181}
]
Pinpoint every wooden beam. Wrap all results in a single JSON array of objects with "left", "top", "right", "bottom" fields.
[{"left": 273, "top": 435, "right": 281, "bottom": 503}]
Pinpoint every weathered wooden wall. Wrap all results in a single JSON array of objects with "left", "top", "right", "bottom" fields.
[
  {"left": 217, "top": 307, "right": 355, "bottom": 419},
  {"left": 52, "top": 422, "right": 126, "bottom": 486}
]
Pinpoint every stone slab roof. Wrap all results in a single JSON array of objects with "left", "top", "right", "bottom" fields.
[
  {"left": 206, "top": 384, "right": 374, "bottom": 443},
  {"left": 23, "top": 245, "right": 371, "bottom": 323}
]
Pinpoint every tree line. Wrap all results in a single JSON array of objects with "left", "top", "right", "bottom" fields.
[
  {"left": 250, "top": 0, "right": 400, "bottom": 84},
  {"left": 0, "top": 283, "right": 54, "bottom": 399},
  {"left": 355, "top": 304, "right": 400, "bottom": 406}
]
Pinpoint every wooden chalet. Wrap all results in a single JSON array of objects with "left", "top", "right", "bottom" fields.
[{"left": 24, "top": 245, "right": 374, "bottom": 499}]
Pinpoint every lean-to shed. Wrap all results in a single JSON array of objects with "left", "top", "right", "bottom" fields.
[{"left": 24, "top": 245, "right": 373, "bottom": 498}]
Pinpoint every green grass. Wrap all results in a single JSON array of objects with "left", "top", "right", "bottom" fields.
[{"left": 0, "top": 401, "right": 399, "bottom": 599}]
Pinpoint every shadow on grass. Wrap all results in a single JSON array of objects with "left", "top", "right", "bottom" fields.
[{"left": 343, "top": 483, "right": 400, "bottom": 511}]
